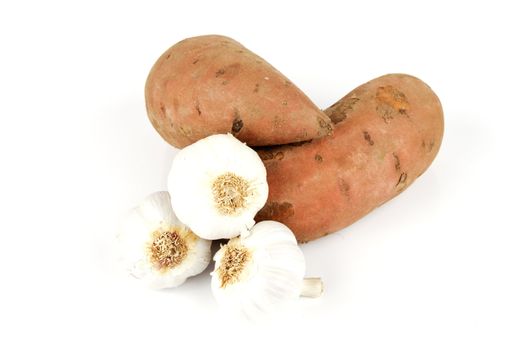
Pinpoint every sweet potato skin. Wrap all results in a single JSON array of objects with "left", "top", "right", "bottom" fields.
[
  {"left": 145, "top": 35, "right": 332, "bottom": 148},
  {"left": 256, "top": 74, "right": 444, "bottom": 242}
]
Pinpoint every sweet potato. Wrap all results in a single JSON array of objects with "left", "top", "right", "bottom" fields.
[
  {"left": 255, "top": 74, "right": 444, "bottom": 242},
  {"left": 144, "top": 36, "right": 444, "bottom": 242},
  {"left": 145, "top": 35, "right": 332, "bottom": 148}
]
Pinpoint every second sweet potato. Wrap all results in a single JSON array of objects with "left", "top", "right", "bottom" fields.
[{"left": 256, "top": 74, "right": 444, "bottom": 242}]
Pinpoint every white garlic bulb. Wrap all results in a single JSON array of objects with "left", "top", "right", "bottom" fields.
[
  {"left": 117, "top": 191, "right": 211, "bottom": 289},
  {"left": 168, "top": 133, "right": 269, "bottom": 240},
  {"left": 211, "top": 221, "right": 323, "bottom": 319}
]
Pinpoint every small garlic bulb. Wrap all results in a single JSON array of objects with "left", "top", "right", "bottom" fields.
[
  {"left": 211, "top": 221, "right": 323, "bottom": 319},
  {"left": 168, "top": 133, "right": 268, "bottom": 240},
  {"left": 117, "top": 191, "right": 211, "bottom": 289}
]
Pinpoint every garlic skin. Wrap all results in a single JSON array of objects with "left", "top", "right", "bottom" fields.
[
  {"left": 211, "top": 221, "right": 322, "bottom": 319},
  {"left": 168, "top": 133, "right": 268, "bottom": 240},
  {"left": 117, "top": 191, "right": 211, "bottom": 289}
]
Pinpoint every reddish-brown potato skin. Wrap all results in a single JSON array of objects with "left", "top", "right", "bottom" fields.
[
  {"left": 145, "top": 35, "right": 332, "bottom": 148},
  {"left": 255, "top": 74, "right": 444, "bottom": 242}
]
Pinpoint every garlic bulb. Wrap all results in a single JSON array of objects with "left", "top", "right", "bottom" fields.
[
  {"left": 168, "top": 133, "right": 268, "bottom": 240},
  {"left": 117, "top": 191, "right": 211, "bottom": 289},
  {"left": 211, "top": 221, "right": 323, "bottom": 319}
]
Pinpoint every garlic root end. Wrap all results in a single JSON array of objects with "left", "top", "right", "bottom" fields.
[{"left": 300, "top": 277, "right": 323, "bottom": 298}]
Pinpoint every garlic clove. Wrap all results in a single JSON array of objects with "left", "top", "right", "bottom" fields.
[
  {"left": 210, "top": 221, "right": 322, "bottom": 319},
  {"left": 168, "top": 134, "right": 269, "bottom": 240},
  {"left": 117, "top": 191, "right": 211, "bottom": 289}
]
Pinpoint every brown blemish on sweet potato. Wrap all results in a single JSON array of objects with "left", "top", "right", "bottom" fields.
[
  {"left": 376, "top": 85, "right": 410, "bottom": 123},
  {"left": 325, "top": 97, "right": 360, "bottom": 124},
  {"left": 159, "top": 104, "right": 166, "bottom": 118},
  {"left": 393, "top": 153, "right": 401, "bottom": 171},
  {"left": 272, "top": 115, "right": 284, "bottom": 130},
  {"left": 216, "top": 63, "right": 241, "bottom": 81},
  {"left": 253, "top": 83, "right": 259, "bottom": 93},
  {"left": 317, "top": 117, "right": 333, "bottom": 135},
  {"left": 195, "top": 101, "right": 201, "bottom": 116},
  {"left": 338, "top": 178, "right": 351, "bottom": 199},
  {"left": 192, "top": 58, "right": 199, "bottom": 64},
  {"left": 315, "top": 154, "right": 323, "bottom": 162},
  {"left": 422, "top": 140, "right": 436, "bottom": 153},
  {"left": 327, "top": 110, "right": 346, "bottom": 124},
  {"left": 256, "top": 202, "right": 294, "bottom": 222},
  {"left": 257, "top": 150, "right": 284, "bottom": 161},
  {"left": 376, "top": 86, "right": 409, "bottom": 110},
  {"left": 257, "top": 150, "right": 273, "bottom": 161},
  {"left": 178, "top": 125, "right": 192, "bottom": 138},
  {"left": 396, "top": 172, "right": 408, "bottom": 188},
  {"left": 231, "top": 114, "right": 243, "bottom": 134},
  {"left": 363, "top": 131, "right": 374, "bottom": 145}
]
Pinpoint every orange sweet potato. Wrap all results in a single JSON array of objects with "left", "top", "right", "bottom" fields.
[
  {"left": 145, "top": 35, "right": 332, "bottom": 148},
  {"left": 255, "top": 74, "right": 444, "bottom": 242}
]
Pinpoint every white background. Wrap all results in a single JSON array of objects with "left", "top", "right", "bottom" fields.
[{"left": 1, "top": 1, "right": 524, "bottom": 349}]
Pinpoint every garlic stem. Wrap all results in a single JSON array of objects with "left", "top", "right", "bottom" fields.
[{"left": 300, "top": 277, "right": 323, "bottom": 298}]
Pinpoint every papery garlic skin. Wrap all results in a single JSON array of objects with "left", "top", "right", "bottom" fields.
[
  {"left": 117, "top": 191, "right": 211, "bottom": 289},
  {"left": 168, "top": 134, "right": 269, "bottom": 240},
  {"left": 211, "top": 221, "right": 307, "bottom": 319}
]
